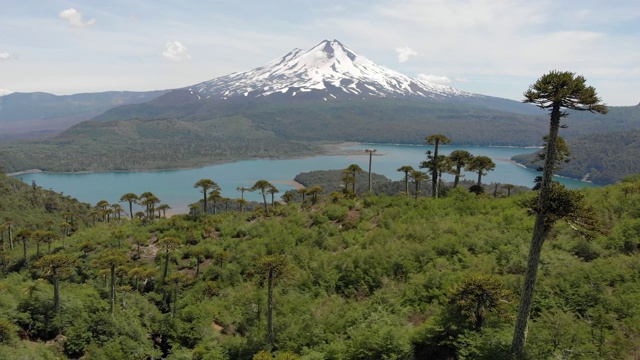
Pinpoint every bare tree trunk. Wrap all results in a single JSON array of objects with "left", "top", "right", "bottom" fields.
[
  {"left": 23, "top": 240, "right": 28, "bottom": 266},
  {"left": 511, "top": 214, "right": 552, "bottom": 353},
  {"left": 454, "top": 165, "right": 462, "bottom": 188},
  {"left": 404, "top": 174, "right": 409, "bottom": 194},
  {"left": 432, "top": 142, "right": 440, "bottom": 198},
  {"left": 262, "top": 192, "right": 268, "bottom": 214},
  {"left": 203, "top": 190, "right": 208, "bottom": 215},
  {"left": 368, "top": 152, "right": 373, "bottom": 192},
  {"left": 8, "top": 226, "right": 13, "bottom": 250},
  {"left": 511, "top": 103, "right": 561, "bottom": 355}
]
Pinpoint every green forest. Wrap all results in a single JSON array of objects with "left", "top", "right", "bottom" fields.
[
  {"left": 2, "top": 168, "right": 640, "bottom": 359},
  {"left": 1, "top": 71, "right": 639, "bottom": 359},
  {"left": 512, "top": 129, "right": 640, "bottom": 185},
  {"left": 2, "top": 98, "right": 639, "bottom": 180}
]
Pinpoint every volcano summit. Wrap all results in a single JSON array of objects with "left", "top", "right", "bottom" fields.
[{"left": 187, "top": 39, "right": 471, "bottom": 101}]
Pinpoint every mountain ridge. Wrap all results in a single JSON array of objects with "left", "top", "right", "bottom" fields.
[{"left": 0, "top": 90, "right": 168, "bottom": 136}]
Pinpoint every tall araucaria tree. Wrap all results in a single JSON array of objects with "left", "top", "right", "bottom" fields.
[
  {"left": 34, "top": 254, "right": 76, "bottom": 313},
  {"left": 15, "top": 228, "right": 31, "bottom": 267},
  {"left": 448, "top": 150, "right": 474, "bottom": 188},
  {"left": 307, "top": 185, "right": 323, "bottom": 205},
  {"left": 467, "top": 155, "right": 495, "bottom": 188},
  {"left": 409, "top": 170, "right": 429, "bottom": 199},
  {"left": 425, "top": 134, "right": 451, "bottom": 198},
  {"left": 267, "top": 185, "right": 280, "bottom": 206},
  {"left": 254, "top": 254, "right": 292, "bottom": 351},
  {"left": 342, "top": 164, "right": 364, "bottom": 195},
  {"left": 207, "top": 190, "right": 222, "bottom": 214},
  {"left": 156, "top": 203, "right": 171, "bottom": 218},
  {"left": 397, "top": 165, "right": 415, "bottom": 195},
  {"left": 158, "top": 236, "right": 182, "bottom": 284},
  {"left": 252, "top": 180, "right": 275, "bottom": 214},
  {"left": 194, "top": 179, "right": 220, "bottom": 215},
  {"left": 510, "top": 70, "right": 607, "bottom": 356},
  {"left": 165, "top": 272, "right": 193, "bottom": 318},
  {"left": 96, "top": 249, "right": 129, "bottom": 316},
  {"left": 138, "top": 192, "right": 157, "bottom": 219}
]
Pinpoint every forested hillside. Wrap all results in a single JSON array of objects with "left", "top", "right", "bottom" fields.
[
  {"left": 2, "top": 171, "right": 640, "bottom": 359},
  {"left": 2, "top": 100, "right": 638, "bottom": 174},
  {"left": 512, "top": 129, "right": 640, "bottom": 185},
  {"left": 0, "top": 117, "right": 320, "bottom": 173},
  {"left": 0, "top": 173, "right": 91, "bottom": 235}
]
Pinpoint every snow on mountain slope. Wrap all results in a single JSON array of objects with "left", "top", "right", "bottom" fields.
[{"left": 189, "top": 39, "right": 473, "bottom": 101}]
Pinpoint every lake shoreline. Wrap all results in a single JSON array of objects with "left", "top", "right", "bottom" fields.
[
  {"left": 5, "top": 142, "right": 363, "bottom": 177},
  {"left": 9, "top": 144, "right": 596, "bottom": 217}
]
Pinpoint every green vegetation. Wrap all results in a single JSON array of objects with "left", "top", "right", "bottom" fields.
[
  {"left": 0, "top": 73, "right": 638, "bottom": 359},
  {"left": 424, "top": 134, "right": 451, "bottom": 198},
  {"left": 2, "top": 166, "right": 640, "bottom": 358},
  {"left": 511, "top": 70, "right": 608, "bottom": 355},
  {"left": 513, "top": 129, "right": 640, "bottom": 185},
  {"left": 2, "top": 97, "right": 638, "bottom": 176},
  {"left": 0, "top": 117, "right": 320, "bottom": 173}
]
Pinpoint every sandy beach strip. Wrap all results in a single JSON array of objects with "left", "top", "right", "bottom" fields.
[{"left": 270, "top": 179, "right": 305, "bottom": 189}]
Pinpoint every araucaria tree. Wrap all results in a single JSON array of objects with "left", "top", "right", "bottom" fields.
[
  {"left": 15, "top": 228, "right": 31, "bottom": 266},
  {"left": 448, "top": 150, "right": 473, "bottom": 188},
  {"left": 409, "top": 170, "right": 429, "bottom": 199},
  {"left": 119, "top": 193, "right": 139, "bottom": 220},
  {"left": 254, "top": 254, "right": 291, "bottom": 351},
  {"left": 467, "top": 155, "right": 495, "bottom": 188},
  {"left": 97, "top": 249, "right": 129, "bottom": 316},
  {"left": 34, "top": 254, "right": 76, "bottom": 312},
  {"left": 158, "top": 236, "right": 181, "bottom": 284},
  {"left": 397, "top": 165, "right": 415, "bottom": 195},
  {"left": 510, "top": 71, "right": 607, "bottom": 356},
  {"left": 252, "top": 180, "right": 275, "bottom": 214},
  {"left": 342, "top": 164, "right": 364, "bottom": 195},
  {"left": 424, "top": 134, "right": 451, "bottom": 198},
  {"left": 194, "top": 179, "right": 220, "bottom": 215}
]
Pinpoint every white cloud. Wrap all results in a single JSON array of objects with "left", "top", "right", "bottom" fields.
[
  {"left": 395, "top": 46, "right": 417, "bottom": 63},
  {"left": 162, "top": 41, "right": 191, "bottom": 61},
  {"left": 59, "top": 8, "right": 96, "bottom": 28},
  {"left": 0, "top": 52, "right": 16, "bottom": 61},
  {"left": 418, "top": 74, "right": 452, "bottom": 85}
]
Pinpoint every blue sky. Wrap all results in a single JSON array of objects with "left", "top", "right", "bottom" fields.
[{"left": 1, "top": 0, "right": 638, "bottom": 105}]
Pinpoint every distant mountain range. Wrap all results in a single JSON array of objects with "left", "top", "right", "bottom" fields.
[
  {"left": 1, "top": 39, "right": 639, "bottom": 183},
  {"left": 0, "top": 90, "right": 167, "bottom": 136}
]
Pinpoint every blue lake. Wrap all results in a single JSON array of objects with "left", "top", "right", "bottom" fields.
[{"left": 12, "top": 144, "right": 595, "bottom": 214}]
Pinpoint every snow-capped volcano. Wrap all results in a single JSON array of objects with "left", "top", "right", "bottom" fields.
[{"left": 189, "top": 39, "right": 471, "bottom": 101}]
